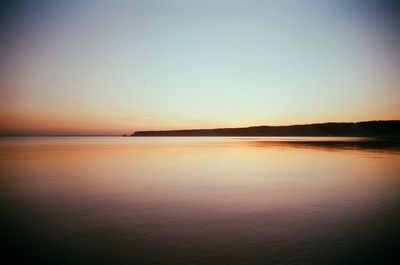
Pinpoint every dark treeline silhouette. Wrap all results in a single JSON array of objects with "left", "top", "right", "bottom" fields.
[{"left": 132, "top": 120, "right": 400, "bottom": 137}]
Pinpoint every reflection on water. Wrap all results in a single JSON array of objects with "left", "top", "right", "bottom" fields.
[
  {"left": 1, "top": 137, "right": 400, "bottom": 265},
  {"left": 248, "top": 137, "right": 400, "bottom": 153}
]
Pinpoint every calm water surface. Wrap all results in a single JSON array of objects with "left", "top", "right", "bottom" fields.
[{"left": 1, "top": 137, "right": 399, "bottom": 265}]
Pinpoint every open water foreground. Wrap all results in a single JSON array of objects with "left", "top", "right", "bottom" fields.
[{"left": 1, "top": 137, "right": 399, "bottom": 265}]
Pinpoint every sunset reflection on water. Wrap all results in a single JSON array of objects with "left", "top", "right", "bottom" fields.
[{"left": 1, "top": 137, "right": 399, "bottom": 265}]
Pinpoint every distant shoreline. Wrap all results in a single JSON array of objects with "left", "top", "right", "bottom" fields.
[
  {"left": 0, "top": 135, "right": 121, "bottom": 137},
  {"left": 131, "top": 120, "right": 400, "bottom": 137}
]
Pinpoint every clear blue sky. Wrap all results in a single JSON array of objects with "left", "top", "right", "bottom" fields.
[{"left": 1, "top": 0, "right": 399, "bottom": 135}]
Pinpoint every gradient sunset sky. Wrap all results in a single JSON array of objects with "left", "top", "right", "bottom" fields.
[{"left": 1, "top": 0, "right": 399, "bottom": 135}]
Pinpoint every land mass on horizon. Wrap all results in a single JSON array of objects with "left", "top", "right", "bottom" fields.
[{"left": 131, "top": 120, "right": 400, "bottom": 137}]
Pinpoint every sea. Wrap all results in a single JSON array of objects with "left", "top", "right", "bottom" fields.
[{"left": 1, "top": 136, "right": 399, "bottom": 265}]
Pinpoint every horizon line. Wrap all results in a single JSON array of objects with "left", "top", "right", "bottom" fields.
[
  {"left": 2, "top": 119, "right": 399, "bottom": 137},
  {"left": 133, "top": 119, "right": 400, "bottom": 132}
]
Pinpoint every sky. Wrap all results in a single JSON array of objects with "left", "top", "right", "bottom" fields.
[{"left": 0, "top": 0, "right": 399, "bottom": 135}]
